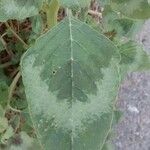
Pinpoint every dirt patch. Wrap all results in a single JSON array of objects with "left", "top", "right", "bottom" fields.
[{"left": 114, "top": 20, "right": 150, "bottom": 150}]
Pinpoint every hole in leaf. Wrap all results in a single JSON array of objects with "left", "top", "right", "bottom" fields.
[{"left": 52, "top": 70, "right": 56, "bottom": 75}]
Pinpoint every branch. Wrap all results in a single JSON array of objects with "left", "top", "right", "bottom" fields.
[
  {"left": 7, "top": 71, "right": 21, "bottom": 113},
  {"left": 5, "top": 22, "right": 28, "bottom": 49},
  {"left": 88, "top": 10, "right": 102, "bottom": 18}
]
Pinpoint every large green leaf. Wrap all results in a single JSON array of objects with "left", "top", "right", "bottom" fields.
[
  {"left": 21, "top": 17, "right": 120, "bottom": 149},
  {"left": 111, "top": 0, "right": 150, "bottom": 19},
  {"left": 0, "top": 0, "right": 41, "bottom": 22}
]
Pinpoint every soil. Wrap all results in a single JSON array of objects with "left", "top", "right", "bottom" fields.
[{"left": 114, "top": 20, "right": 150, "bottom": 150}]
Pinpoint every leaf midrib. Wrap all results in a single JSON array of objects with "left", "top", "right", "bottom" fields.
[{"left": 68, "top": 15, "right": 74, "bottom": 149}]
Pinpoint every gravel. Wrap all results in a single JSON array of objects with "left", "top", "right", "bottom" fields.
[{"left": 114, "top": 20, "right": 150, "bottom": 150}]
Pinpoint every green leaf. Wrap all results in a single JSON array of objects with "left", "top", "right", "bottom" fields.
[
  {"left": 31, "top": 15, "right": 43, "bottom": 35},
  {"left": 98, "top": 0, "right": 111, "bottom": 7},
  {"left": 112, "top": 110, "right": 122, "bottom": 125},
  {"left": 0, "top": 40, "right": 5, "bottom": 52},
  {"left": 9, "top": 132, "right": 39, "bottom": 150},
  {"left": 0, "top": 71, "right": 8, "bottom": 107},
  {"left": 43, "top": 0, "right": 91, "bottom": 8},
  {"left": 118, "top": 41, "right": 150, "bottom": 79},
  {"left": 21, "top": 17, "right": 120, "bottom": 150},
  {"left": 101, "top": 141, "right": 115, "bottom": 150},
  {"left": 59, "top": 0, "right": 91, "bottom": 8},
  {"left": 21, "top": 108, "right": 34, "bottom": 133},
  {"left": 102, "top": 5, "right": 144, "bottom": 38},
  {"left": 119, "top": 41, "right": 137, "bottom": 65},
  {"left": 1, "top": 126, "right": 14, "bottom": 144},
  {"left": 0, "top": 0, "right": 40, "bottom": 22},
  {"left": 111, "top": 0, "right": 150, "bottom": 19},
  {"left": 0, "top": 105, "right": 4, "bottom": 117},
  {"left": 0, "top": 118, "right": 8, "bottom": 133}
]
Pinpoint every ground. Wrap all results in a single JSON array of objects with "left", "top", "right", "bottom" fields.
[{"left": 114, "top": 20, "right": 150, "bottom": 150}]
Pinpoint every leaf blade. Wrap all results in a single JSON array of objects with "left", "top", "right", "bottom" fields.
[
  {"left": 59, "top": 0, "right": 91, "bottom": 8},
  {"left": 111, "top": 0, "right": 150, "bottom": 19},
  {"left": 21, "top": 17, "right": 120, "bottom": 150},
  {"left": 118, "top": 41, "right": 150, "bottom": 79},
  {"left": 0, "top": 0, "right": 40, "bottom": 22}
]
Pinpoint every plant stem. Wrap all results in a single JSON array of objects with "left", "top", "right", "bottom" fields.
[
  {"left": 7, "top": 71, "right": 21, "bottom": 113},
  {"left": 0, "top": 35, "right": 14, "bottom": 56},
  {"left": 5, "top": 22, "right": 28, "bottom": 49},
  {"left": 88, "top": 10, "right": 102, "bottom": 18},
  {"left": 0, "top": 62, "right": 11, "bottom": 68},
  {"left": 8, "top": 106, "right": 21, "bottom": 113},
  {"left": 45, "top": 0, "right": 60, "bottom": 29}
]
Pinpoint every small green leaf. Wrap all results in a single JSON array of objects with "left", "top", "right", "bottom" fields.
[
  {"left": 0, "top": 118, "right": 8, "bottom": 133},
  {"left": 0, "top": 40, "right": 5, "bottom": 52},
  {"left": 9, "top": 132, "right": 39, "bottom": 150},
  {"left": 1, "top": 126, "right": 14, "bottom": 144},
  {"left": 21, "top": 109, "right": 34, "bottom": 133},
  {"left": 101, "top": 141, "right": 115, "bottom": 150},
  {"left": 119, "top": 41, "right": 137, "bottom": 65},
  {"left": 21, "top": 17, "right": 120, "bottom": 150},
  {"left": 98, "top": 0, "right": 111, "bottom": 7},
  {"left": 113, "top": 110, "right": 122, "bottom": 125},
  {"left": 31, "top": 15, "right": 43, "bottom": 35},
  {"left": 0, "top": 71, "right": 8, "bottom": 107},
  {"left": 111, "top": 0, "right": 150, "bottom": 19},
  {"left": 118, "top": 41, "right": 150, "bottom": 79},
  {"left": 0, "top": 0, "right": 40, "bottom": 22},
  {"left": 0, "top": 105, "right": 4, "bottom": 117},
  {"left": 102, "top": 5, "right": 144, "bottom": 38}
]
